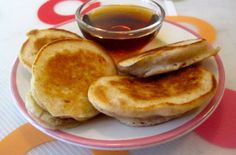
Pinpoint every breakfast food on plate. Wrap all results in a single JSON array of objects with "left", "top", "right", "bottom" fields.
[
  {"left": 88, "top": 65, "right": 217, "bottom": 126},
  {"left": 31, "top": 39, "right": 117, "bottom": 122},
  {"left": 25, "top": 92, "right": 80, "bottom": 129},
  {"left": 19, "top": 28, "right": 81, "bottom": 71},
  {"left": 18, "top": 27, "right": 219, "bottom": 128},
  {"left": 118, "top": 39, "right": 220, "bottom": 77}
]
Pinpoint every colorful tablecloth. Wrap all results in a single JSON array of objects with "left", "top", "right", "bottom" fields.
[{"left": 1, "top": 0, "right": 236, "bottom": 154}]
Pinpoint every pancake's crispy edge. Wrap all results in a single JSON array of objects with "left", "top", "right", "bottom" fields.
[
  {"left": 19, "top": 39, "right": 32, "bottom": 70},
  {"left": 25, "top": 92, "right": 80, "bottom": 130}
]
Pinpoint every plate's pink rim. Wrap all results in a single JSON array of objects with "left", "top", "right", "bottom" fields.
[{"left": 11, "top": 20, "right": 225, "bottom": 149}]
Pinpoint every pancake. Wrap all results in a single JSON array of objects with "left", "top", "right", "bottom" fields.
[
  {"left": 31, "top": 39, "right": 117, "bottom": 121},
  {"left": 25, "top": 92, "right": 80, "bottom": 130},
  {"left": 19, "top": 28, "right": 81, "bottom": 71},
  {"left": 88, "top": 65, "right": 217, "bottom": 126},
  {"left": 118, "top": 39, "right": 219, "bottom": 77}
]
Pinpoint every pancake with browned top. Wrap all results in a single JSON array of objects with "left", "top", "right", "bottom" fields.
[
  {"left": 19, "top": 28, "right": 81, "bottom": 71},
  {"left": 118, "top": 39, "right": 219, "bottom": 77},
  {"left": 88, "top": 65, "right": 217, "bottom": 126},
  {"left": 25, "top": 92, "right": 80, "bottom": 130},
  {"left": 31, "top": 39, "right": 117, "bottom": 121}
]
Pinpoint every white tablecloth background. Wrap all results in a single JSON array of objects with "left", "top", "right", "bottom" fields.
[{"left": 1, "top": 0, "right": 236, "bottom": 154}]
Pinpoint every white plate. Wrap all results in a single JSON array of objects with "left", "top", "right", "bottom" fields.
[{"left": 11, "top": 20, "right": 225, "bottom": 150}]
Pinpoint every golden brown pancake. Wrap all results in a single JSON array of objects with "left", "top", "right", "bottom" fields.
[
  {"left": 118, "top": 39, "right": 219, "bottom": 77},
  {"left": 19, "top": 28, "right": 81, "bottom": 71},
  {"left": 88, "top": 65, "right": 217, "bottom": 126},
  {"left": 31, "top": 39, "right": 117, "bottom": 121},
  {"left": 25, "top": 92, "right": 80, "bottom": 130}
]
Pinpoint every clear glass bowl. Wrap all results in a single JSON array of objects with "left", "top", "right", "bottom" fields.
[{"left": 75, "top": 0, "right": 165, "bottom": 51}]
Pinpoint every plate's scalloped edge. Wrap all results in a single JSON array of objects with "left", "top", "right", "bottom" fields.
[{"left": 10, "top": 20, "right": 225, "bottom": 150}]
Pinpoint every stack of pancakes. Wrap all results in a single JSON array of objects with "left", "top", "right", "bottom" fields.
[
  {"left": 19, "top": 28, "right": 219, "bottom": 128},
  {"left": 89, "top": 39, "right": 219, "bottom": 126},
  {"left": 19, "top": 29, "right": 116, "bottom": 129}
]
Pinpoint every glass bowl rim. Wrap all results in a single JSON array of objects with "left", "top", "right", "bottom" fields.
[{"left": 75, "top": 0, "right": 166, "bottom": 35}]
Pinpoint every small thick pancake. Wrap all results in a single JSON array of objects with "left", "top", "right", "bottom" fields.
[
  {"left": 118, "top": 39, "right": 219, "bottom": 77},
  {"left": 88, "top": 65, "right": 217, "bottom": 126},
  {"left": 25, "top": 92, "right": 80, "bottom": 130},
  {"left": 19, "top": 28, "right": 81, "bottom": 71},
  {"left": 32, "top": 39, "right": 117, "bottom": 121}
]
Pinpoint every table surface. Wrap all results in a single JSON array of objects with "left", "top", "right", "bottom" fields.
[{"left": 1, "top": 0, "right": 236, "bottom": 154}]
